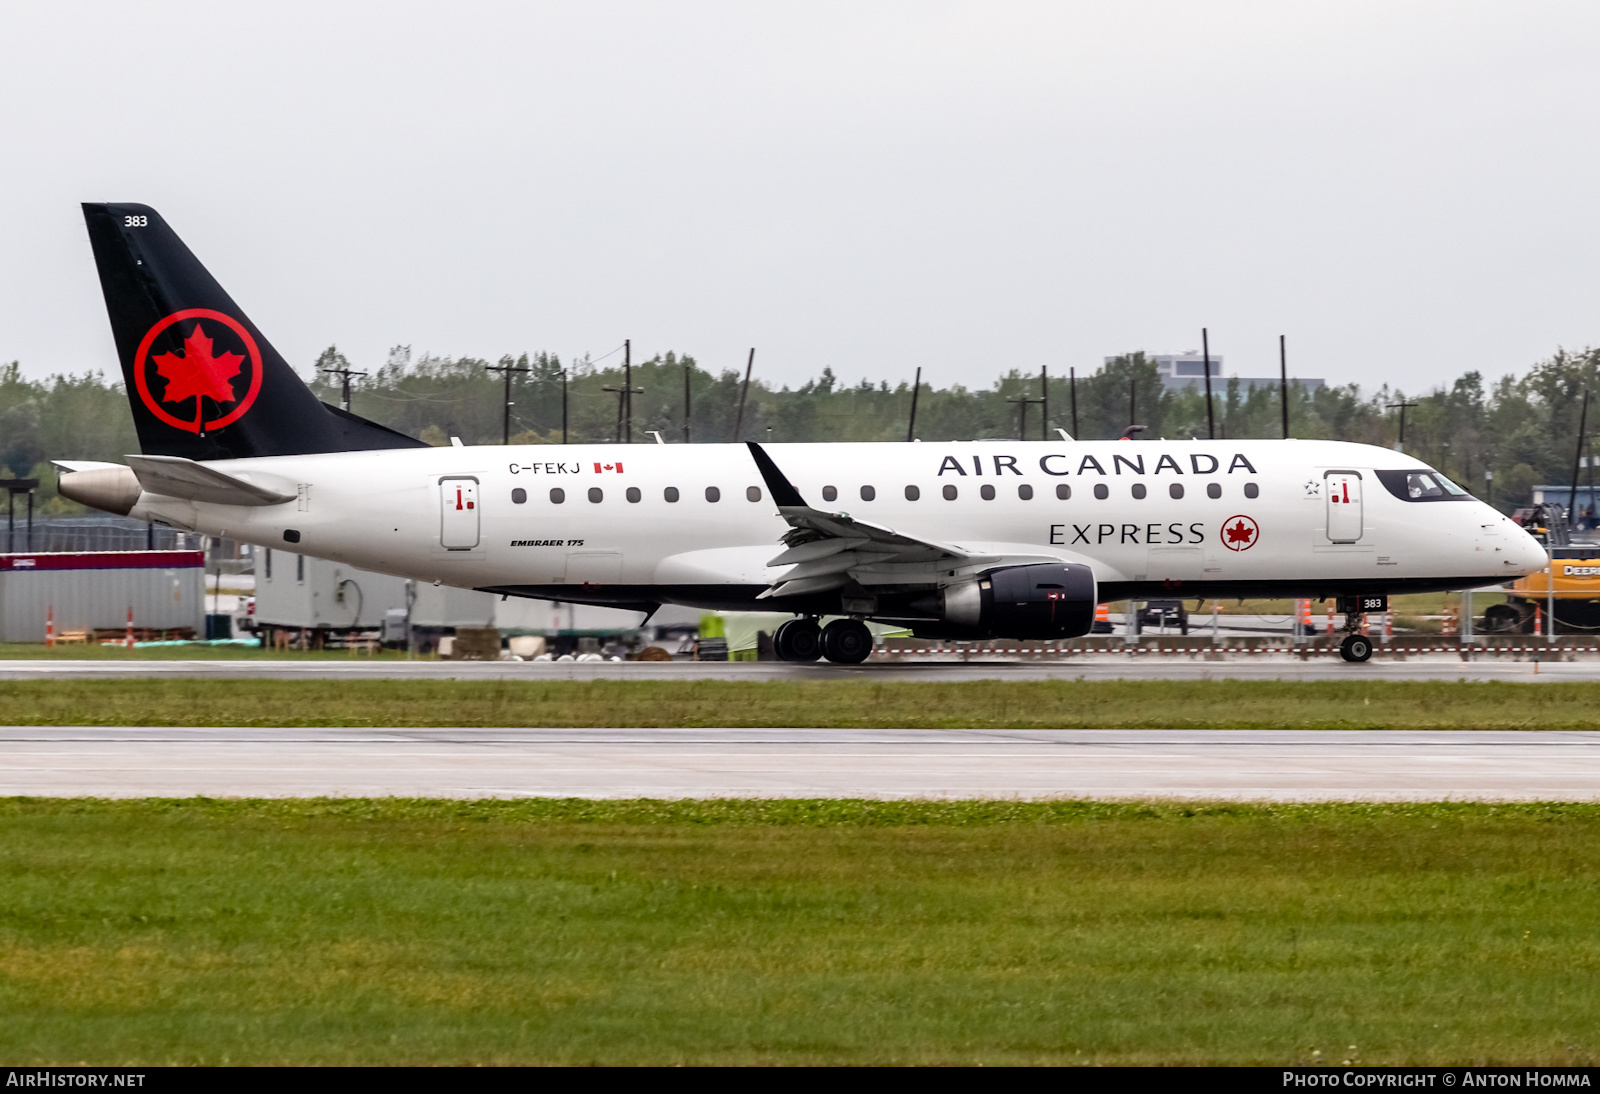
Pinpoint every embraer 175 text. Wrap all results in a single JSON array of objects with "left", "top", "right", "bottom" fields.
[{"left": 56, "top": 204, "right": 1549, "bottom": 664}]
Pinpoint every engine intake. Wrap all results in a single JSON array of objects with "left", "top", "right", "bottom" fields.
[{"left": 914, "top": 562, "right": 1097, "bottom": 640}]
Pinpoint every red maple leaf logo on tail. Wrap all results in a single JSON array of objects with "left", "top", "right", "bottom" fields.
[{"left": 152, "top": 323, "right": 244, "bottom": 422}]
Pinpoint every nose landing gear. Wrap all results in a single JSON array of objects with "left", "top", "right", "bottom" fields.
[
  {"left": 1339, "top": 632, "right": 1373, "bottom": 663},
  {"left": 1338, "top": 609, "right": 1373, "bottom": 663}
]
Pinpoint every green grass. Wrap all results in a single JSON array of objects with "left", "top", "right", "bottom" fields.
[
  {"left": 4, "top": 678, "right": 1600, "bottom": 730},
  {"left": 0, "top": 798, "right": 1596, "bottom": 1064}
]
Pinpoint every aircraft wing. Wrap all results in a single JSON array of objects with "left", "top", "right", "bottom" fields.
[{"left": 746, "top": 442, "right": 995, "bottom": 598}]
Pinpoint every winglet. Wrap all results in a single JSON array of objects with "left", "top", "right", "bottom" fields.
[{"left": 746, "top": 442, "right": 809, "bottom": 508}]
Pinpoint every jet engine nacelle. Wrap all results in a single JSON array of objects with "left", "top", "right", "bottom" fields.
[{"left": 913, "top": 562, "right": 1097, "bottom": 640}]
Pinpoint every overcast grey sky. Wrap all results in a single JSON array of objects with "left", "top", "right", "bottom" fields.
[{"left": 3, "top": 1, "right": 1599, "bottom": 393}]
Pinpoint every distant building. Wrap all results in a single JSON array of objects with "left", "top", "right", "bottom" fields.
[
  {"left": 1107, "top": 351, "right": 1325, "bottom": 394},
  {"left": 1532, "top": 485, "right": 1600, "bottom": 512}
]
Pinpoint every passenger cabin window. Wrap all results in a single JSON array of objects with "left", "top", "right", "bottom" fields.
[
  {"left": 550, "top": 488, "right": 565, "bottom": 504},
  {"left": 822, "top": 485, "right": 838, "bottom": 502},
  {"left": 705, "top": 486, "right": 721, "bottom": 502},
  {"left": 1375, "top": 469, "right": 1473, "bottom": 502},
  {"left": 1169, "top": 483, "right": 1184, "bottom": 499},
  {"left": 664, "top": 487, "right": 680, "bottom": 502},
  {"left": 1056, "top": 484, "right": 1071, "bottom": 500},
  {"left": 1093, "top": 484, "right": 1109, "bottom": 500},
  {"left": 1243, "top": 482, "right": 1259, "bottom": 499},
  {"left": 860, "top": 485, "right": 876, "bottom": 501},
  {"left": 511, "top": 488, "right": 527, "bottom": 504},
  {"left": 905, "top": 485, "right": 920, "bottom": 501},
  {"left": 626, "top": 487, "right": 641, "bottom": 503},
  {"left": 747, "top": 486, "right": 762, "bottom": 502},
  {"left": 588, "top": 487, "right": 603, "bottom": 503},
  {"left": 1206, "top": 483, "right": 1221, "bottom": 499},
  {"left": 943, "top": 485, "right": 958, "bottom": 500},
  {"left": 980, "top": 485, "right": 996, "bottom": 501},
  {"left": 1132, "top": 483, "right": 1147, "bottom": 500},
  {"left": 1018, "top": 484, "right": 1033, "bottom": 500}
]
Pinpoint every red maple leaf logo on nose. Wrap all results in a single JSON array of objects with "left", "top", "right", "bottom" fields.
[{"left": 152, "top": 323, "right": 243, "bottom": 407}]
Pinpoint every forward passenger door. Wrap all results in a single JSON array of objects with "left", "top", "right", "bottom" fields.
[{"left": 1324, "top": 470, "right": 1363, "bottom": 543}]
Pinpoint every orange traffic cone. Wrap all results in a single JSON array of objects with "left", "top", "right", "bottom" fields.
[
  {"left": 1298, "top": 599, "right": 1311, "bottom": 636},
  {"left": 1325, "top": 601, "right": 1334, "bottom": 636},
  {"left": 45, "top": 606, "right": 53, "bottom": 647},
  {"left": 125, "top": 606, "right": 135, "bottom": 650},
  {"left": 1095, "top": 602, "right": 1110, "bottom": 627}
]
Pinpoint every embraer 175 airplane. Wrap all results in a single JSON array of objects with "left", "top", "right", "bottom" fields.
[{"left": 56, "top": 204, "right": 1549, "bottom": 664}]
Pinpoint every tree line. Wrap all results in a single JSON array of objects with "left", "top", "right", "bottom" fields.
[{"left": 4, "top": 343, "right": 1599, "bottom": 516}]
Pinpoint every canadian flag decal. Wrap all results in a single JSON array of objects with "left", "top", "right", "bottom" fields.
[{"left": 593, "top": 462, "right": 625, "bottom": 474}]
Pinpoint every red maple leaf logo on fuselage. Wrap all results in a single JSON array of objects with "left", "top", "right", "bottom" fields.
[
  {"left": 1222, "top": 516, "right": 1260, "bottom": 551},
  {"left": 152, "top": 323, "right": 243, "bottom": 430}
]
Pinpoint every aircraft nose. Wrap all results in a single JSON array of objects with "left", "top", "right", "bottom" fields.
[{"left": 1513, "top": 528, "right": 1549, "bottom": 574}]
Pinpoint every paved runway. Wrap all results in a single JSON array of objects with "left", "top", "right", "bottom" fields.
[
  {"left": 4, "top": 657, "right": 1600, "bottom": 681},
  {"left": 3, "top": 726, "right": 1598, "bottom": 800}
]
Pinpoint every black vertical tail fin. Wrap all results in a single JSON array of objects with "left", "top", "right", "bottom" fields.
[{"left": 81, "top": 203, "right": 425, "bottom": 459}]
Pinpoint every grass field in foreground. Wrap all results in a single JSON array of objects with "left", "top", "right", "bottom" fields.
[
  {"left": 4, "top": 678, "right": 1600, "bottom": 730},
  {"left": 0, "top": 798, "right": 1596, "bottom": 1065}
]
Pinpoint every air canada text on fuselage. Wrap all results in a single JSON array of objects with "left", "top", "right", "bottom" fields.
[{"left": 938, "top": 452, "right": 1259, "bottom": 477}]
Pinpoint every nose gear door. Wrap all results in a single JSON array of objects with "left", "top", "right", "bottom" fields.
[
  {"left": 1325, "top": 470, "right": 1363, "bottom": 543},
  {"left": 439, "top": 477, "right": 480, "bottom": 550}
]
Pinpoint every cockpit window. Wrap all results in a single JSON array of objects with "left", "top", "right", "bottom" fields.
[{"left": 1375, "top": 468, "right": 1473, "bottom": 502}]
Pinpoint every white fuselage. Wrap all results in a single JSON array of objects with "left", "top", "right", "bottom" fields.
[{"left": 125, "top": 438, "right": 1549, "bottom": 608}]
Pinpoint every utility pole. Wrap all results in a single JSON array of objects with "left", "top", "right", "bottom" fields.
[
  {"left": 906, "top": 366, "right": 922, "bottom": 442},
  {"left": 561, "top": 369, "right": 569, "bottom": 444},
  {"left": 1278, "top": 334, "right": 1290, "bottom": 439},
  {"left": 1040, "top": 366, "right": 1049, "bottom": 441},
  {"left": 684, "top": 360, "right": 693, "bottom": 443},
  {"left": 732, "top": 348, "right": 756, "bottom": 441},
  {"left": 602, "top": 382, "right": 643, "bottom": 443},
  {"left": 320, "top": 364, "right": 367, "bottom": 413},
  {"left": 1007, "top": 388, "right": 1046, "bottom": 441},
  {"left": 1202, "top": 328, "right": 1215, "bottom": 440},
  {"left": 1129, "top": 377, "right": 1137, "bottom": 433},
  {"left": 1386, "top": 400, "right": 1419, "bottom": 452},
  {"left": 623, "top": 340, "right": 632, "bottom": 443},
  {"left": 1069, "top": 367, "right": 1079, "bottom": 438},
  {"left": 1567, "top": 388, "right": 1590, "bottom": 530},
  {"left": 485, "top": 360, "right": 531, "bottom": 445}
]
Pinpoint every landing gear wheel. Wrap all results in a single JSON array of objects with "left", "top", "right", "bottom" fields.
[
  {"left": 1340, "top": 634, "right": 1373, "bottom": 663},
  {"left": 820, "top": 619, "right": 874, "bottom": 664},
  {"left": 774, "top": 619, "right": 822, "bottom": 662}
]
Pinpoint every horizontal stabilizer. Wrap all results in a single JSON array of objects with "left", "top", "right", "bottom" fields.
[
  {"left": 50, "top": 460, "right": 126, "bottom": 474},
  {"left": 127, "top": 454, "right": 296, "bottom": 506}
]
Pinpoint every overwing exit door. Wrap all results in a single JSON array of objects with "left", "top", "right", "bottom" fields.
[
  {"left": 1325, "top": 470, "right": 1363, "bottom": 543},
  {"left": 440, "top": 477, "right": 480, "bottom": 550}
]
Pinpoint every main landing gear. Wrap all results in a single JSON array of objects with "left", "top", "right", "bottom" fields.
[
  {"left": 774, "top": 618, "right": 873, "bottom": 664},
  {"left": 773, "top": 618, "right": 821, "bottom": 662}
]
